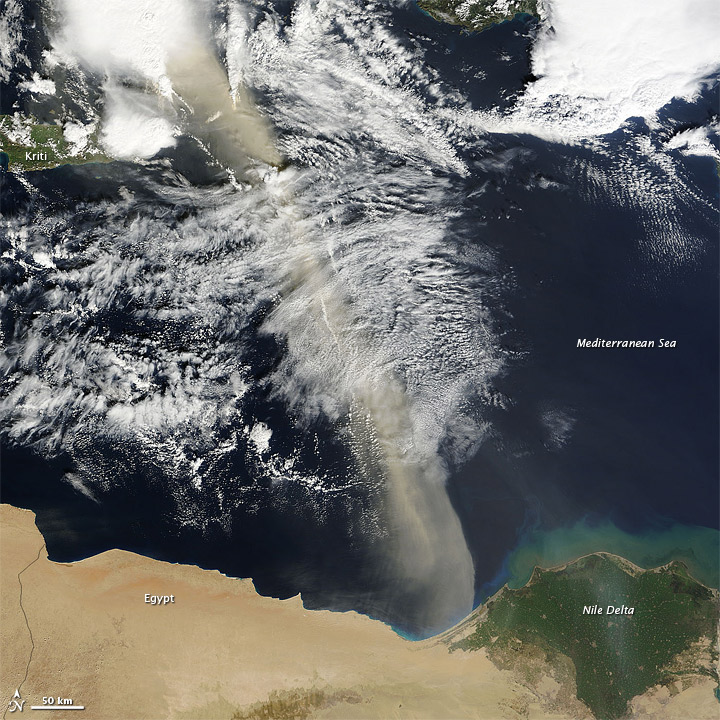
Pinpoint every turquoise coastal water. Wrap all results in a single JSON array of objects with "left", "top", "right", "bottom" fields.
[{"left": 504, "top": 520, "right": 720, "bottom": 590}]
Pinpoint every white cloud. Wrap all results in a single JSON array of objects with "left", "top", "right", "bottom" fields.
[
  {"left": 665, "top": 125, "right": 720, "bottom": 160},
  {"left": 18, "top": 72, "right": 56, "bottom": 95},
  {"left": 54, "top": 0, "right": 201, "bottom": 90},
  {"left": 0, "top": 0, "right": 27, "bottom": 82},
  {"left": 248, "top": 422, "right": 272, "bottom": 455},
  {"left": 100, "top": 85, "right": 176, "bottom": 159},
  {"left": 62, "top": 120, "right": 95, "bottom": 155},
  {"left": 49, "top": 0, "right": 199, "bottom": 160},
  {"left": 502, "top": 0, "right": 720, "bottom": 137}
]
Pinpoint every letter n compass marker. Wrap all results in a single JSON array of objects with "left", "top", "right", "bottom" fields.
[{"left": 8, "top": 689, "right": 25, "bottom": 713}]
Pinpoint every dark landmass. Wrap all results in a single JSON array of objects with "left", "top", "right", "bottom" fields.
[
  {"left": 447, "top": 553, "right": 719, "bottom": 719},
  {"left": 0, "top": 114, "right": 109, "bottom": 172},
  {"left": 417, "top": 0, "right": 539, "bottom": 32}
]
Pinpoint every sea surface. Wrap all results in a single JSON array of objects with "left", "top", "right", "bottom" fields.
[{"left": 1, "top": 5, "right": 718, "bottom": 637}]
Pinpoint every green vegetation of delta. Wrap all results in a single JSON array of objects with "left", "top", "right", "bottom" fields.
[
  {"left": 0, "top": 115, "right": 109, "bottom": 172},
  {"left": 450, "top": 553, "right": 719, "bottom": 719},
  {"left": 417, "top": 0, "right": 538, "bottom": 32}
]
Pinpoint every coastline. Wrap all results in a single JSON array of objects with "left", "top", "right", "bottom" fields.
[
  {"left": 2, "top": 502, "right": 717, "bottom": 719},
  {"left": 0, "top": 503, "right": 578, "bottom": 719},
  {"left": 503, "top": 520, "right": 720, "bottom": 591}
]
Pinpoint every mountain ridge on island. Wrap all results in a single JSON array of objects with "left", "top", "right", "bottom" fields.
[{"left": 417, "top": 0, "right": 540, "bottom": 33}]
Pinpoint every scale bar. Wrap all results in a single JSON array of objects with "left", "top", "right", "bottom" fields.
[{"left": 31, "top": 706, "right": 85, "bottom": 711}]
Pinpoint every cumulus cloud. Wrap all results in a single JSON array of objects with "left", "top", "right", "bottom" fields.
[
  {"left": 0, "top": 0, "right": 27, "bottom": 82},
  {"left": 54, "top": 0, "right": 200, "bottom": 88},
  {"left": 18, "top": 72, "right": 56, "bottom": 95},
  {"left": 52, "top": 0, "right": 280, "bottom": 167},
  {"left": 100, "top": 85, "right": 176, "bottom": 159},
  {"left": 50, "top": 0, "right": 206, "bottom": 159},
  {"left": 665, "top": 124, "right": 720, "bottom": 160}
]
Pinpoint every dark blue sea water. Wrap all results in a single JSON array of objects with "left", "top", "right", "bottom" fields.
[
  {"left": 1, "top": 6, "right": 718, "bottom": 636},
  {"left": 451, "top": 136, "right": 720, "bottom": 603}
]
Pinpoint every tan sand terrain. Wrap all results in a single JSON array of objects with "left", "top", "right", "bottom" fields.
[{"left": 0, "top": 504, "right": 715, "bottom": 720}]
